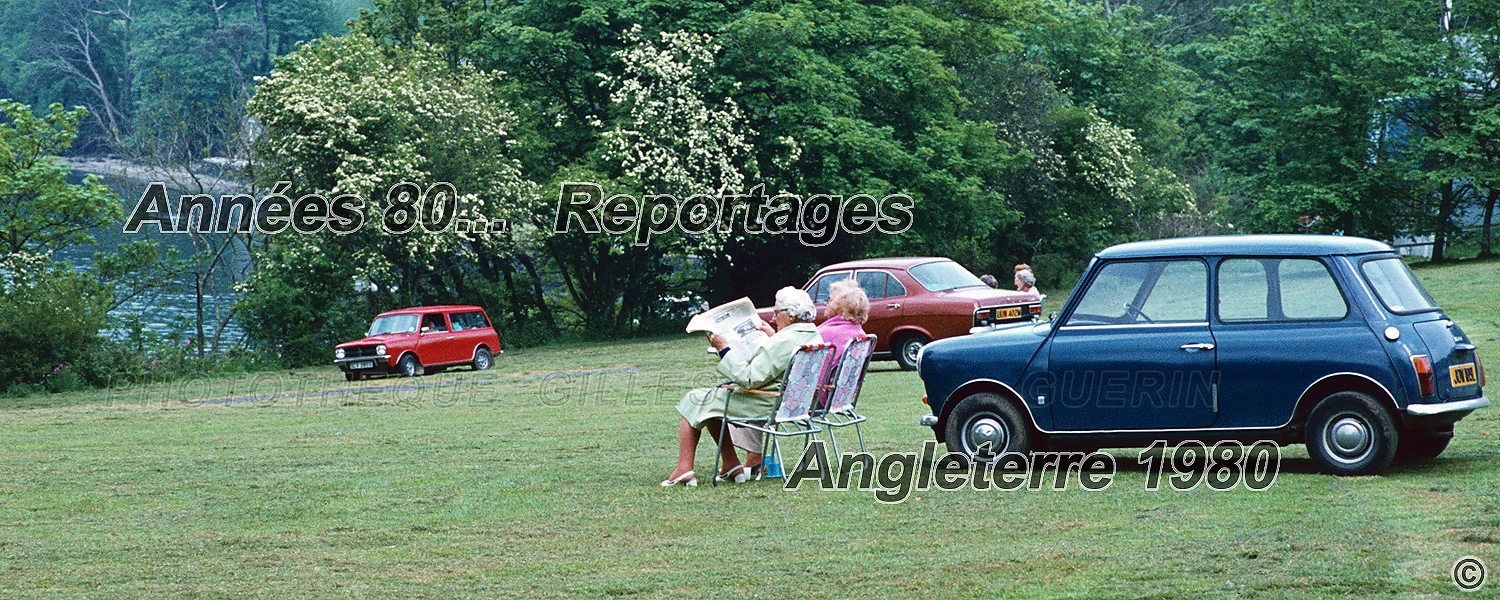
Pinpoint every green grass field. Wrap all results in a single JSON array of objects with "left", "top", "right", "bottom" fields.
[{"left": 2, "top": 259, "right": 1498, "bottom": 598}]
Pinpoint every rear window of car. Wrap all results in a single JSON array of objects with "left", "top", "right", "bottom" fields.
[
  {"left": 1361, "top": 257, "right": 1438, "bottom": 314},
  {"left": 856, "top": 270, "right": 905, "bottom": 299},
  {"left": 450, "top": 311, "right": 490, "bottom": 331},
  {"left": 1217, "top": 258, "right": 1348, "bottom": 322},
  {"left": 907, "top": 261, "right": 985, "bottom": 292}
]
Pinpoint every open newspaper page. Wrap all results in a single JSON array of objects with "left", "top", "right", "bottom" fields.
[{"left": 684, "top": 297, "right": 768, "bottom": 364}]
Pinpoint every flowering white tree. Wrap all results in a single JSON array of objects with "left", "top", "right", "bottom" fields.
[
  {"left": 598, "top": 26, "right": 757, "bottom": 200},
  {"left": 244, "top": 33, "right": 538, "bottom": 363}
]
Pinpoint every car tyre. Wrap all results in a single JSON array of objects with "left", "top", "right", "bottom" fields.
[
  {"left": 1305, "top": 391, "right": 1398, "bottom": 476},
  {"left": 1395, "top": 427, "right": 1452, "bottom": 462},
  {"left": 398, "top": 353, "right": 421, "bottom": 378},
  {"left": 893, "top": 333, "right": 929, "bottom": 371},
  {"left": 944, "top": 392, "right": 1031, "bottom": 461},
  {"left": 473, "top": 347, "right": 493, "bottom": 371}
]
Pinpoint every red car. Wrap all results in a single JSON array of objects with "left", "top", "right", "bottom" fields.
[
  {"left": 760, "top": 258, "right": 1042, "bottom": 370},
  {"left": 334, "top": 305, "right": 502, "bottom": 381}
]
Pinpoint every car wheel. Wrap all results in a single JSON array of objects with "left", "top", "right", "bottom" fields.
[
  {"left": 944, "top": 392, "right": 1031, "bottom": 461},
  {"left": 473, "top": 347, "right": 493, "bottom": 371},
  {"left": 344, "top": 371, "right": 361, "bottom": 382},
  {"left": 398, "top": 354, "right": 421, "bottom": 378},
  {"left": 893, "top": 333, "right": 929, "bottom": 371},
  {"left": 1305, "top": 391, "right": 1398, "bottom": 476},
  {"left": 1395, "top": 428, "right": 1452, "bottom": 462}
]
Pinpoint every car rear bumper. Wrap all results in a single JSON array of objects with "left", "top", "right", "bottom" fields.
[{"left": 1406, "top": 395, "right": 1488, "bottom": 416}]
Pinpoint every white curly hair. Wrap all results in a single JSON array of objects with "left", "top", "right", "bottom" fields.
[{"left": 774, "top": 286, "right": 816, "bottom": 323}]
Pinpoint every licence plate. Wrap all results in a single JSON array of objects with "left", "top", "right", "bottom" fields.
[
  {"left": 351, "top": 360, "right": 375, "bottom": 370},
  {"left": 1450, "top": 363, "right": 1478, "bottom": 387},
  {"left": 996, "top": 307, "right": 1024, "bottom": 320}
]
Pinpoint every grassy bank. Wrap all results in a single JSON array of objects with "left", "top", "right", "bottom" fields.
[{"left": 2, "top": 261, "right": 1497, "bottom": 598}]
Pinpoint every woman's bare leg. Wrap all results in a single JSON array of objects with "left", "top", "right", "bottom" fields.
[
  {"left": 704, "top": 418, "right": 742, "bottom": 475},
  {"left": 669, "top": 417, "right": 700, "bottom": 480}
]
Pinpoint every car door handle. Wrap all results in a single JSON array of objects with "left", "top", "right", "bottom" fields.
[
  {"left": 1179, "top": 343, "right": 1215, "bottom": 351},
  {"left": 887, "top": 303, "right": 901, "bottom": 310}
]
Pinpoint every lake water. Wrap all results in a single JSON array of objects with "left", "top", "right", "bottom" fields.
[{"left": 59, "top": 168, "right": 250, "bottom": 347}]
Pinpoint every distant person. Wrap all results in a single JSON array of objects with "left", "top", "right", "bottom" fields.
[
  {"left": 979, "top": 274, "right": 999, "bottom": 288},
  {"left": 1015, "top": 269, "right": 1042, "bottom": 299}
]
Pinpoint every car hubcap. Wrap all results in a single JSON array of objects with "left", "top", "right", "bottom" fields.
[
  {"left": 1325, "top": 414, "right": 1371, "bottom": 463},
  {"left": 965, "top": 414, "right": 1008, "bottom": 456},
  {"left": 477, "top": 352, "right": 490, "bottom": 369},
  {"left": 904, "top": 340, "right": 921, "bottom": 364}
]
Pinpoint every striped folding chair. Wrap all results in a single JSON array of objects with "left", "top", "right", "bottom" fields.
[{"left": 812, "top": 334, "right": 876, "bottom": 457}]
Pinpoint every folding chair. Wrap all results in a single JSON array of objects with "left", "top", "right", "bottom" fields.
[
  {"left": 712, "top": 342, "right": 834, "bottom": 485},
  {"left": 812, "top": 334, "right": 876, "bottom": 458}
]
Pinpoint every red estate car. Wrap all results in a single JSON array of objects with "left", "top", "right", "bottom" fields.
[
  {"left": 334, "top": 305, "right": 502, "bottom": 381},
  {"left": 760, "top": 258, "right": 1042, "bottom": 370}
]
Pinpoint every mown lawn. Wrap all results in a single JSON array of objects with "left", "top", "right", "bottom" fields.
[{"left": 2, "top": 259, "right": 1497, "bottom": 599}]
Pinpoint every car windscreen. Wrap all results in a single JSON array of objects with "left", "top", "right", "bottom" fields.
[
  {"left": 907, "top": 261, "right": 986, "bottom": 292},
  {"left": 368, "top": 314, "right": 420, "bottom": 336},
  {"left": 1360, "top": 257, "right": 1438, "bottom": 314}
]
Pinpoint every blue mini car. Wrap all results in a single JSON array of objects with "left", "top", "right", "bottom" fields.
[{"left": 916, "top": 235, "right": 1488, "bottom": 475}]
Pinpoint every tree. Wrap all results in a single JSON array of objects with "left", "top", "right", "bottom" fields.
[
  {"left": 0, "top": 100, "right": 120, "bottom": 255},
  {"left": 1201, "top": 0, "right": 1439, "bottom": 240},
  {"left": 0, "top": 100, "right": 121, "bottom": 388},
  {"left": 245, "top": 33, "right": 537, "bottom": 363}
]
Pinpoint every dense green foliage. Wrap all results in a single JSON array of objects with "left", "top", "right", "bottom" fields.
[
  {"left": 0, "top": 0, "right": 361, "bottom": 152},
  {"left": 8, "top": 0, "right": 1500, "bottom": 370}
]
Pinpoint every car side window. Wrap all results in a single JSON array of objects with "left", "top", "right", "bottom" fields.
[
  {"left": 856, "top": 271, "right": 888, "bottom": 300},
  {"left": 454, "top": 312, "right": 481, "bottom": 331},
  {"left": 1138, "top": 261, "right": 1207, "bottom": 322},
  {"left": 1218, "top": 258, "right": 1347, "bottom": 322},
  {"left": 422, "top": 314, "right": 447, "bottom": 332},
  {"left": 887, "top": 274, "right": 906, "bottom": 297},
  {"left": 1218, "top": 260, "right": 1270, "bottom": 320},
  {"left": 810, "top": 272, "right": 852, "bottom": 303},
  {"left": 1068, "top": 260, "right": 1206, "bottom": 326}
]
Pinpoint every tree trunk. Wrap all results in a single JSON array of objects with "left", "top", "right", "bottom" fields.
[
  {"left": 516, "top": 251, "right": 556, "bottom": 333},
  {"left": 1432, "top": 180, "right": 1456, "bottom": 263},
  {"left": 1481, "top": 187, "right": 1498, "bottom": 258}
]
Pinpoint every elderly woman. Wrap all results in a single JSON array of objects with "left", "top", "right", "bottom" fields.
[
  {"left": 1015, "top": 269, "right": 1042, "bottom": 298},
  {"left": 818, "top": 280, "right": 869, "bottom": 358},
  {"left": 662, "top": 287, "right": 823, "bottom": 486}
]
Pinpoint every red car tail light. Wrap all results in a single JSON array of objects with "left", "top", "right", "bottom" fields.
[
  {"left": 1478, "top": 354, "right": 1486, "bottom": 388},
  {"left": 1411, "top": 355, "right": 1435, "bottom": 397}
]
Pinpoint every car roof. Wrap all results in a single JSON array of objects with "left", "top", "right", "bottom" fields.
[
  {"left": 376, "top": 305, "right": 486, "bottom": 316},
  {"left": 1096, "top": 235, "right": 1395, "bottom": 260},
  {"left": 816, "top": 257, "right": 954, "bottom": 271}
]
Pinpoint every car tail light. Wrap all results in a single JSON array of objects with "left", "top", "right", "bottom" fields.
[
  {"left": 1411, "top": 355, "right": 1435, "bottom": 397},
  {"left": 1478, "top": 354, "right": 1486, "bottom": 388},
  {"left": 921, "top": 394, "right": 929, "bottom": 405}
]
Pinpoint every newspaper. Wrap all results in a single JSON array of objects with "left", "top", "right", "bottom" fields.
[{"left": 685, "top": 297, "right": 768, "bottom": 363}]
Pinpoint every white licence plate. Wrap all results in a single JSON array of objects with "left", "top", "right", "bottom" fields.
[{"left": 351, "top": 360, "right": 375, "bottom": 370}]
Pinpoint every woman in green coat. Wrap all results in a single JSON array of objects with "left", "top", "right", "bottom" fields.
[{"left": 662, "top": 287, "right": 822, "bottom": 487}]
